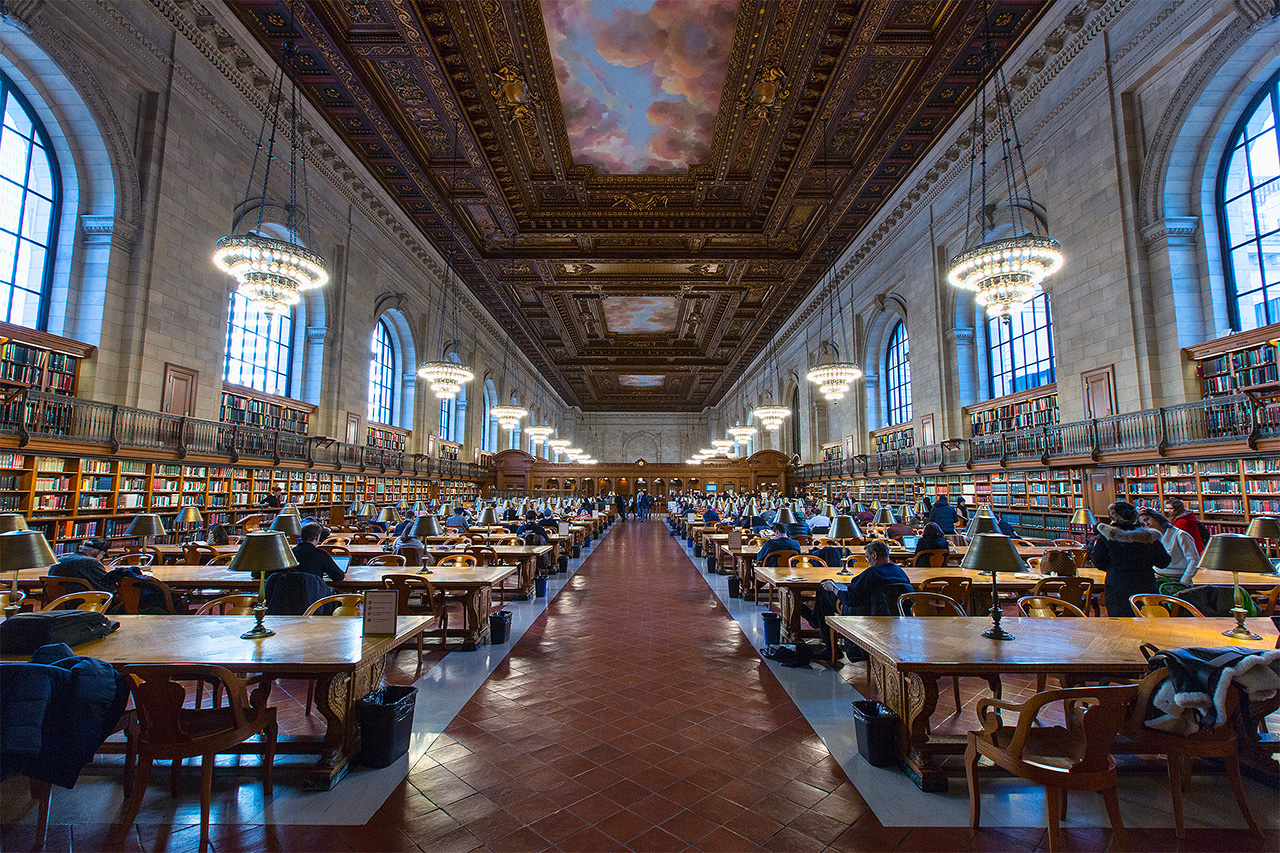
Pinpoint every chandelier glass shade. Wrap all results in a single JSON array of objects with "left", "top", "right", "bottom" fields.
[
  {"left": 547, "top": 439, "right": 570, "bottom": 451},
  {"left": 710, "top": 439, "right": 734, "bottom": 453},
  {"left": 490, "top": 404, "right": 528, "bottom": 431},
  {"left": 727, "top": 425, "right": 757, "bottom": 445},
  {"left": 807, "top": 358, "right": 863, "bottom": 401},
  {"left": 524, "top": 425, "right": 554, "bottom": 445},
  {"left": 416, "top": 361, "right": 474, "bottom": 399},
  {"left": 948, "top": 235, "right": 1063, "bottom": 318},
  {"left": 213, "top": 234, "right": 328, "bottom": 316},
  {"left": 752, "top": 405, "right": 790, "bottom": 431}
]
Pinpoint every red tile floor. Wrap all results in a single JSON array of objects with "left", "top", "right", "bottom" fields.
[{"left": 4, "top": 519, "right": 1279, "bottom": 852}]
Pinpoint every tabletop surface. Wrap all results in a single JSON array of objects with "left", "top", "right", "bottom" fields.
[
  {"left": 752, "top": 563, "right": 1262, "bottom": 588},
  {"left": 826, "top": 615, "right": 1280, "bottom": 673},
  {"left": 1, "top": 614, "right": 435, "bottom": 669}
]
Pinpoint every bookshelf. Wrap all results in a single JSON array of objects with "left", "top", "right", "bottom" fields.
[
  {"left": 367, "top": 424, "right": 408, "bottom": 452},
  {"left": 438, "top": 440, "right": 461, "bottom": 461},
  {"left": 1185, "top": 324, "right": 1280, "bottom": 436},
  {"left": 1116, "top": 459, "right": 1258, "bottom": 535},
  {"left": 965, "top": 384, "right": 1059, "bottom": 437},
  {"left": 821, "top": 441, "right": 843, "bottom": 462},
  {"left": 219, "top": 382, "right": 315, "bottom": 435},
  {"left": 0, "top": 321, "right": 95, "bottom": 397},
  {"left": 872, "top": 425, "right": 914, "bottom": 452}
]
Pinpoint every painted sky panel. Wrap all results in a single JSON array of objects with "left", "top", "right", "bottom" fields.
[
  {"left": 540, "top": 0, "right": 740, "bottom": 174},
  {"left": 601, "top": 296, "right": 680, "bottom": 333}
]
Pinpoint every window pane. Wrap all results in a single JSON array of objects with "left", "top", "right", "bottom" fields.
[
  {"left": 1237, "top": 287, "right": 1268, "bottom": 331},
  {"left": 0, "top": 179, "right": 22, "bottom": 233},
  {"left": 0, "top": 132, "right": 28, "bottom": 185},
  {"left": 20, "top": 192, "right": 51, "bottom": 244},
  {"left": 1248, "top": 131, "right": 1280, "bottom": 187},
  {"left": 1246, "top": 97, "right": 1275, "bottom": 139},
  {"left": 367, "top": 318, "right": 396, "bottom": 425},
  {"left": 223, "top": 291, "right": 293, "bottom": 397},
  {"left": 988, "top": 292, "right": 1055, "bottom": 398},
  {"left": 0, "top": 77, "right": 57, "bottom": 331},
  {"left": 1261, "top": 232, "right": 1280, "bottom": 287},
  {"left": 884, "top": 322, "right": 911, "bottom": 426},
  {"left": 3, "top": 96, "right": 31, "bottom": 137}
]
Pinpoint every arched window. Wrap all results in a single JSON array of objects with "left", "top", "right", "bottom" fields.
[
  {"left": 789, "top": 385, "right": 801, "bottom": 458},
  {"left": 987, "top": 293, "right": 1055, "bottom": 398},
  {"left": 481, "top": 380, "right": 498, "bottom": 452},
  {"left": 224, "top": 291, "right": 293, "bottom": 397},
  {"left": 367, "top": 318, "right": 396, "bottom": 424},
  {"left": 1218, "top": 69, "right": 1280, "bottom": 332},
  {"left": 0, "top": 71, "right": 59, "bottom": 329},
  {"left": 885, "top": 321, "right": 911, "bottom": 426}
]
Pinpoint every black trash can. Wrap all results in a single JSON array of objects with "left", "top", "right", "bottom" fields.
[
  {"left": 557, "top": 554, "right": 570, "bottom": 572},
  {"left": 851, "top": 700, "right": 899, "bottom": 768},
  {"left": 761, "top": 612, "right": 781, "bottom": 646},
  {"left": 489, "top": 610, "right": 513, "bottom": 644},
  {"left": 535, "top": 576, "right": 548, "bottom": 598},
  {"left": 727, "top": 576, "right": 741, "bottom": 599},
  {"left": 355, "top": 686, "right": 417, "bottom": 769},
  {"left": 705, "top": 555, "right": 716, "bottom": 573}
]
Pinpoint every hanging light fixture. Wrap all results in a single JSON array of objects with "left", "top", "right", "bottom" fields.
[
  {"left": 214, "top": 39, "right": 327, "bottom": 315},
  {"left": 727, "top": 423, "right": 757, "bottom": 446},
  {"left": 418, "top": 117, "right": 474, "bottom": 399},
  {"left": 753, "top": 401, "right": 790, "bottom": 431},
  {"left": 525, "top": 424, "right": 554, "bottom": 445},
  {"left": 547, "top": 438, "right": 570, "bottom": 457},
  {"left": 711, "top": 438, "right": 734, "bottom": 454},
  {"left": 948, "top": 10, "right": 1062, "bottom": 318}
]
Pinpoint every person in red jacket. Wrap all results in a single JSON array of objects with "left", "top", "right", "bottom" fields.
[{"left": 1165, "top": 498, "right": 1205, "bottom": 551}]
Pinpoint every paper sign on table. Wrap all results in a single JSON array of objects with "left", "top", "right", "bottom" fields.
[
  {"left": 728, "top": 529, "right": 742, "bottom": 550},
  {"left": 558, "top": 521, "right": 570, "bottom": 536},
  {"left": 362, "top": 589, "right": 399, "bottom": 636}
]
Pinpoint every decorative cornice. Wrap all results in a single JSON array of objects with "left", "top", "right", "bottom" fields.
[{"left": 1141, "top": 216, "right": 1199, "bottom": 247}]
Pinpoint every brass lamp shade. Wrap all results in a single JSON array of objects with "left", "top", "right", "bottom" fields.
[
  {"left": 872, "top": 507, "right": 896, "bottom": 525},
  {"left": 125, "top": 513, "right": 166, "bottom": 538},
  {"left": 915, "top": 501, "right": 929, "bottom": 518},
  {"left": 228, "top": 531, "right": 298, "bottom": 575},
  {"left": 852, "top": 503, "right": 866, "bottom": 514},
  {"left": 477, "top": 507, "right": 500, "bottom": 526},
  {"left": 0, "top": 529, "right": 57, "bottom": 570},
  {"left": 966, "top": 515, "right": 1000, "bottom": 536},
  {"left": 898, "top": 505, "right": 913, "bottom": 521},
  {"left": 823, "top": 503, "right": 837, "bottom": 519},
  {"left": 268, "top": 513, "right": 303, "bottom": 537},
  {"left": 412, "top": 501, "right": 426, "bottom": 513},
  {"left": 829, "top": 515, "right": 862, "bottom": 540},
  {"left": 973, "top": 505, "right": 995, "bottom": 518},
  {"left": 410, "top": 516, "right": 443, "bottom": 538},
  {"left": 745, "top": 499, "right": 760, "bottom": 518},
  {"left": 774, "top": 506, "right": 797, "bottom": 525},
  {"left": 959, "top": 533, "right": 1027, "bottom": 574},
  {"left": 1246, "top": 516, "right": 1280, "bottom": 540},
  {"left": 1196, "top": 533, "right": 1272, "bottom": 575},
  {"left": 1070, "top": 508, "right": 1097, "bottom": 527},
  {"left": 359, "top": 503, "right": 375, "bottom": 518},
  {"left": 176, "top": 507, "right": 203, "bottom": 526},
  {"left": 376, "top": 507, "right": 398, "bottom": 524},
  {"left": 281, "top": 504, "right": 302, "bottom": 518},
  {"left": 348, "top": 500, "right": 361, "bottom": 515},
  {"left": 0, "top": 514, "right": 29, "bottom": 533}
]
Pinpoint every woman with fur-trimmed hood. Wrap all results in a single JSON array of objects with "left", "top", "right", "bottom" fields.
[{"left": 1088, "top": 501, "right": 1171, "bottom": 617}]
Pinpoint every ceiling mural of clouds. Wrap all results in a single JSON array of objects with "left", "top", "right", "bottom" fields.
[
  {"left": 540, "top": 0, "right": 740, "bottom": 174},
  {"left": 601, "top": 296, "right": 680, "bottom": 334},
  {"left": 618, "top": 374, "right": 666, "bottom": 387}
]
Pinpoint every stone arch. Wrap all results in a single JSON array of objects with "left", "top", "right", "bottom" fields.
[
  {"left": 621, "top": 431, "right": 660, "bottom": 463},
  {"left": 371, "top": 304, "right": 417, "bottom": 431},
  {"left": 862, "top": 294, "right": 910, "bottom": 432}
]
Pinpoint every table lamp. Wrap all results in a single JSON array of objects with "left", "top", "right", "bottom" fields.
[
  {"left": 176, "top": 506, "right": 204, "bottom": 542},
  {"left": 915, "top": 501, "right": 929, "bottom": 519},
  {"left": 412, "top": 501, "right": 426, "bottom": 513},
  {"left": 851, "top": 502, "right": 866, "bottom": 515},
  {"left": 1070, "top": 508, "right": 1097, "bottom": 528},
  {"left": 1197, "top": 534, "right": 1269, "bottom": 640},
  {"left": 0, "top": 529, "right": 56, "bottom": 618},
  {"left": 959, "top": 533, "right": 1027, "bottom": 641},
  {"left": 872, "top": 507, "right": 896, "bottom": 526},
  {"left": 822, "top": 502, "right": 837, "bottom": 519},
  {"left": 0, "top": 514, "right": 30, "bottom": 533},
  {"left": 410, "top": 516, "right": 443, "bottom": 539},
  {"left": 898, "top": 505, "right": 914, "bottom": 522},
  {"left": 348, "top": 500, "right": 361, "bottom": 516},
  {"left": 745, "top": 499, "right": 760, "bottom": 519},
  {"left": 268, "top": 512, "right": 303, "bottom": 541},
  {"left": 227, "top": 531, "right": 298, "bottom": 639},
  {"left": 376, "top": 507, "right": 397, "bottom": 525},
  {"left": 477, "top": 506, "right": 500, "bottom": 526},
  {"left": 281, "top": 504, "right": 302, "bottom": 518},
  {"left": 829, "top": 516, "right": 862, "bottom": 574},
  {"left": 125, "top": 513, "right": 166, "bottom": 549},
  {"left": 966, "top": 515, "right": 1000, "bottom": 536},
  {"left": 1245, "top": 516, "right": 1280, "bottom": 572},
  {"left": 774, "top": 506, "right": 797, "bottom": 525}
]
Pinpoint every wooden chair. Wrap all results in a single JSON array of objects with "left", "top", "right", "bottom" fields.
[
  {"left": 323, "top": 536, "right": 350, "bottom": 547},
  {"left": 920, "top": 576, "right": 972, "bottom": 613},
  {"left": 1052, "top": 539, "right": 1080, "bottom": 548},
  {"left": 442, "top": 536, "right": 471, "bottom": 548},
  {"left": 41, "top": 575, "right": 94, "bottom": 602},
  {"left": 966, "top": 684, "right": 1139, "bottom": 853},
  {"left": 209, "top": 554, "right": 235, "bottom": 566},
  {"left": 366, "top": 553, "right": 406, "bottom": 567},
  {"left": 1250, "top": 584, "right": 1280, "bottom": 617},
  {"left": 108, "top": 553, "right": 154, "bottom": 569},
  {"left": 114, "top": 575, "right": 188, "bottom": 614},
  {"left": 1119, "top": 667, "right": 1261, "bottom": 839},
  {"left": 897, "top": 592, "right": 967, "bottom": 714},
  {"left": 1129, "top": 594, "right": 1205, "bottom": 618},
  {"left": 811, "top": 537, "right": 837, "bottom": 548},
  {"left": 238, "top": 514, "right": 263, "bottom": 532},
  {"left": 349, "top": 532, "right": 381, "bottom": 545},
  {"left": 844, "top": 554, "right": 870, "bottom": 570},
  {"left": 318, "top": 544, "right": 351, "bottom": 557},
  {"left": 195, "top": 595, "right": 257, "bottom": 616},
  {"left": 489, "top": 535, "right": 524, "bottom": 546},
  {"left": 381, "top": 574, "right": 448, "bottom": 669},
  {"left": 122, "top": 545, "right": 164, "bottom": 565},
  {"left": 301, "top": 595, "right": 366, "bottom": 714},
  {"left": 117, "top": 665, "right": 276, "bottom": 844},
  {"left": 466, "top": 546, "right": 499, "bottom": 567},
  {"left": 437, "top": 554, "right": 478, "bottom": 568},
  {"left": 1012, "top": 539, "right": 1036, "bottom": 547},
  {"left": 755, "top": 549, "right": 797, "bottom": 606},
  {"left": 1031, "top": 577, "right": 1093, "bottom": 615},
  {"left": 182, "top": 544, "right": 219, "bottom": 565},
  {"left": 1018, "top": 596, "right": 1087, "bottom": 618},
  {"left": 42, "top": 590, "right": 113, "bottom": 612},
  {"left": 787, "top": 554, "right": 827, "bottom": 569},
  {"left": 913, "top": 548, "right": 950, "bottom": 568}
]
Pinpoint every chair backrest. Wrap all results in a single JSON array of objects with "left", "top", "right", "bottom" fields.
[
  {"left": 210, "top": 554, "right": 235, "bottom": 565},
  {"left": 42, "top": 590, "right": 113, "bottom": 612},
  {"left": 912, "top": 548, "right": 949, "bottom": 568},
  {"left": 996, "top": 685, "right": 1139, "bottom": 775},
  {"left": 366, "top": 553, "right": 406, "bottom": 567},
  {"left": 845, "top": 554, "right": 870, "bottom": 570},
  {"left": 1017, "top": 595, "right": 1087, "bottom": 618},
  {"left": 920, "top": 576, "right": 971, "bottom": 608},
  {"left": 490, "top": 535, "right": 523, "bottom": 546},
  {"left": 380, "top": 573, "right": 441, "bottom": 616},
  {"left": 319, "top": 544, "right": 351, "bottom": 557},
  {"left": 1031, "top": 576, "right": 1093, "bottom": 612},
  {"left": 350, "top": 533, "right": 381, "bottom": 545},
  {"left": 442, "top": 536, "right": 471, "bottom": 547},
  {"left": 115, "top": 575, "right": 182, "bottom": 614},
  {"left": 762, "top": 548, "right": 798, "bottom": 568},
  {"left": 1130, "top": 593, "right": 1205, "bottom": 618},
  {"left": 467, "top": 546, "right": 499, "bottom": 566},
  {"left": 263, "top": 571, "right": 330, "bottom": 615},
  {"left": 195, "top": 594, "right": 258, "bottom": 616},
  {"left": 788, "top": 554, "right": 827, "bottom": 569},
  {"left": 42, "top": 575, "right": 93, "bottom": 601},
  {"left": 1251, "top": 584, "right": 1280, "bottom": 617},
  {"left": 897, "top": 591, "right": 966, "bottom": 617},
  {"left": 108, "top": 553, "right": 154, "bottom": 568},
  {"left": 869, "top": 582, "right": 915, "bottom": 616},
  {"left": 1012, "top": 539, "right": 1035, "bottom": 547},
  {"left": 1041, "top": 549, "right": 1080, "bottom": 577},
  {"left": 437, "top": 554, "right": 478, "bottom": 568},
  {"left": 1052, "top": 539, "right": 1079, "bottom": 548},
  {"left": 304, "top": 593, "right": 364, "bottom": 617},
  {"left": 123, "top": 664, "right": 255, "bottom": 747},
  {"left": 182, "top": 544, "right": 218, "bottom": 565},
  {"left": 811, "top": 537, "right": 837, "bottom": 548}
]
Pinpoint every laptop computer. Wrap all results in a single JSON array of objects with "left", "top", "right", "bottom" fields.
[
  {"left": 332, "top": 556, "right": 352, "bottom": 574},
  {"left": 900, "top": 535, "right": 920, "bottom": 551}
]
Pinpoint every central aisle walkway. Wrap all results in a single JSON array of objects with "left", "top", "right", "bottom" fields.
[{"left": 381, "top": 519, "right": 883, "bottom": 851}]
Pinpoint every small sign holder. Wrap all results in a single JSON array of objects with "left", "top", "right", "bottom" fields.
[{"left": 362, "top": 589, "right": 399, "bottom": 636}]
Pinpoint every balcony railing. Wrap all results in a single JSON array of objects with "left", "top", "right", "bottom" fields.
[
  {"left": 0, "top": 389, "right": 489, "bottom": 481},
  {"left": 795, "top": 394, "right": 1265, "bottom": 483}
]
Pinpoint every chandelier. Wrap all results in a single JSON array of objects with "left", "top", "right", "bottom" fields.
[
  {"left": 752, "top": 403, "right": 790, "bottom": 431},
  {"left": 490, "top": 404, "right": 527, "bottom": 431},
  {"left": 214, "top": 40, "right": 327, "bottom": 316},
  {"left": 948, "top": 30, "right": 1062, "bottom": 318},
  {"left": 417, "top": 361, "right": 474, "bottom": 399},
  {"left": 807, "top": 352, "right": 863, "bottom": 401},
  {"left": 711, "top": 439, "right": 734, "bottom": 453},
  {"left": 727, "top": 424, "right": 757, "bottom": 445},
  {"left": 525, "top": 424, "right": 554, "bottom": 445},
  {"left": 547, "top": 439, "right": 570, "bottom": 458}
]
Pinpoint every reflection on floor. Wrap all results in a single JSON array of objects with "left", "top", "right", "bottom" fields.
[{"left": 2, "top": 517, "right": 1277, "bottom": 852}]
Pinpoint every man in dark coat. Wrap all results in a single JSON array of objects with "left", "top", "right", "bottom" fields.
[
  {"left": 291, "top": 523, "right": 345, "bottom": 583},
  {"left": 48, "top": 538, "right": 113, "bottom": 591},
  {"left": 1089, "top": 501, "right": 1170, "bottom": 616},
  {"left": 928, "top": 496, "right": 960, "bottom": 534}
]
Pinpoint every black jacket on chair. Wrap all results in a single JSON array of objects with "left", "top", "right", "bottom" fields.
[
  {"left": 1089, "top": 522, "right": 1170, "bottom": 616},
  {"left": 265, "top": 571, "right": 331, "bottom": 615}
]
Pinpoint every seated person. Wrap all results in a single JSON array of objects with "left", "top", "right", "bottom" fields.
[
  {"left": 802, "top": 540, "right": 912, "bottom": 660},
  {"left": 517, "top": 511, "right": 550, "bottom": 539},
  {"left": 444, "top": 507, "right": 470, "bottom": 530},
  {"left": 997, "top": 517, "right": 1016, "bottom": 538},
  {"left": 392, "top": 510, "right": 416, "bottom": 538},
  {"left": 207, "top": 524, "right": 232, "bottom": 546},
  {"left": 756, "top": 523, "right": 802, "bottom": 567},
  {"left": 502, "top": 504, "right": 520, "bottom": 521},
  {"left": 914, "top": 522, "right": 950, "bottom": 557},
  {"left": 702, "top": 506, "right": 720, "bottom": 525},
  {"left": 390, "top": 530, "right": 423, "bottom": 555},
  {"left": 886, "top": 520, "right": 915, "bottom": 542},
  {"left": 291, "top": 523, "right": 345, "bottom": 583},
  {"left": 784, "top": 515, "right": 811, "bottom": 540},
  {"left": 49, "top": 537, "right": 114, "bottom": 591},
  {"left": 807, "top": 508, "right": 831, "bottom": 535}
]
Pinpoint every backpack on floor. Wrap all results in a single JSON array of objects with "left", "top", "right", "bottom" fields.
[{"left": 761, "top": 644, "right": 813, "bottom": 668}]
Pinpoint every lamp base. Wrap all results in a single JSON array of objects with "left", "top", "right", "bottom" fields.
[
  {"left": 241, "top": 624, "right": 277, "bottom": 640},
  {"left": 418, "top": 567, "right": 433, "bottom": 575},
  {"left": 982, "top": 626, "right": 1015, "bottom": 641},
  {"left": 3, "top": 603, "right": 20, "bottom": 619},
  {"left": 1222, "top": 606, "right": 1262, "bottom": 641}
]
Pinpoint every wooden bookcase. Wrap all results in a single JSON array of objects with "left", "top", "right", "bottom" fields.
[
  {"left": 367, "top": 424, "right": 408, "bottom": 452},
  {"left": 872, "top": 425, "right": 914, "bottom": 452},
  {"left": 437, "top": 440, "right": 461, "bottom": 461},
  {"left": 0, "top": 321, "right": 95, "bottom": 397},
  {"left": 821, "top": 441, "right": 842, "bottom": 462},
  {"left": 219, "top": 382, "right": 315, "bottom": 435},
  {"left": 965, "top": 384, "right": 1059, "bottom": 437}
]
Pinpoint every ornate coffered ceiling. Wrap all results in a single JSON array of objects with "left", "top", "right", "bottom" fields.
[{"left": 228, "top": 0, "right": 1049, "bottom": 411}]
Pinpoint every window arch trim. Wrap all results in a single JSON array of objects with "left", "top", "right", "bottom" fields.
[
  {"left": 884, "top": 321, "right": 912, "bottom": 426},
  {"left": 367, "top": 316, "right": 397, "bottom": 426}
]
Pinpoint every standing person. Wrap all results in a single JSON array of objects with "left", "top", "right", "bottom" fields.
[
  {"left": 1165, "top": 498, "right": 1207, "bottom": 551},
  {"left": 260, "top": 485, "right": 284, "bottom": 509},
  {"left": 1089, "top": 501, "right": 1170, "bottom": 617},
  {"left": 953, "top": 496, "right": 969, "bottom": 524},
  {"left": 1137, "top": 507, "right": 1200, "bottom": 585},
  {"left": 928, "top": 495, "right": 960, "bottom": 535},
  {"left": 615, "top": 492, "right": 627, "bottom": 520}
]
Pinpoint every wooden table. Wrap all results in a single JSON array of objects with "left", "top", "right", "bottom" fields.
[
  {"left": 826, "top": 615, "right": 1280, "bottom": 791},
  {"left": 2, "top": 614, "right": 436, "bottom": 789},
  {"left": 424, "top": 544, "right": 550, "bottom": 600}
]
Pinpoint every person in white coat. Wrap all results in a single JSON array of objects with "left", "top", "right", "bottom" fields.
[{"left": 1138, "top": 508, "right": 1200, "bottom": 585}]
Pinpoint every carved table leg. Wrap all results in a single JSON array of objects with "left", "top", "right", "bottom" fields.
[
  {"left": 778, "top": 587, "right": 802, "bottom": 643},
  {"left": 307, "top": 655, "right": 388, "bottom": 790},
  {"left": 458, "top": 587, "right": 482, "bottom": 651},
  {"left": 872, "top": 660, "right": 945, "bottom": 792}
]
